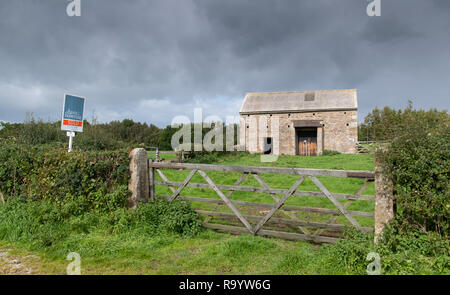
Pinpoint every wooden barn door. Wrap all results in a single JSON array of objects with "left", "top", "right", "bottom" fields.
[{"left": 297, "top": 128, "right": 317, "bottom": 156}]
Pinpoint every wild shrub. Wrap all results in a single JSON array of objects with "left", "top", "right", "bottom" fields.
[
  {"left": 0, "top": 196, "right": 201, "bottom": 252},
  {"left": 135, "top": 198, "right": 202, "bottom": 237},
  {"left": 324, "top": 107, "right": 449, "bottom": 274},
  {"left": 320, "top": 229, "right": 374, "bottom": 275},
  {"left": 0, "top": 141, "right": 130, "bottom": 213},
  {"left": 379, "top": 111, "right": 449, "bottom": 236},
  {"left": 320, "top": 228, "right": 449, "bottom": 274},
  {"left": 184, "top": 151, "right": 223, "bottom": 163}
]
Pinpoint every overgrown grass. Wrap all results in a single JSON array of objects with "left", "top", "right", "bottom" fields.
[
  {"left": 1, "top": 196, "right": 446, "bottom": 275},
  {"left": 0, "top": 152, "right": 447, "bottom": 275}
]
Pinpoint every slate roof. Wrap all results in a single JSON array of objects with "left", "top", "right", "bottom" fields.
[{"left": 240, "top": 89, "right": 358, "bottom": 114}]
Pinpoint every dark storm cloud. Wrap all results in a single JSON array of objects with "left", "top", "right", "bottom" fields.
[{"left": 0, "top": 0, "right": 448, "bottom": 126}]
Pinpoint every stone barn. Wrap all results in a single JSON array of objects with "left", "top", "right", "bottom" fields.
[{"left": 239, "top": 89, "right": 358, "bottom": 156}]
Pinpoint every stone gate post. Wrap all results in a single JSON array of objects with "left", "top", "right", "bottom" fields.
[
  {"left": 374, "top": 150, "right": 395, "bottom": 244},
  {"left": 128, "top": 148, "right": 149, "bottom": 208}
]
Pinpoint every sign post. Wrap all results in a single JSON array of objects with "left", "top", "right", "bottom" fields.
[{"left": 61, "top": 94, "right": 85, "bottom": 152}]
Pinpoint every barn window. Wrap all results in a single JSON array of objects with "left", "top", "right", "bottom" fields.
[
  {"left": 305, "top": 92, "right": 315, "bottom": 101},
  {"left": 344, "top": 112, "right": 347, "bottom": 114}
]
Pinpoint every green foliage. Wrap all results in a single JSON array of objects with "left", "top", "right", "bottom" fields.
[
  {"left": 376, "top": 223, "right": 450, "bottom": 274},
  {"left": 0, "top": 141, "right": 130, "bottom": 213},
  {"left": 157, "top": 125, "right": 179, "bottom": 151},
  {"left": 319, "top": 228, "right": 449, "bottom": 275},
  {"left": 322, "top": 150, "right": 341, "bottom": 156},
  {"left": 135, "top": 199, "right": 202, "bottom": 237},
  {"left": 184, "top": 151, "right": 228, "bottom": 163},
  {"left": 321, "top": 229, "right": 374, "bottom": 274},
  {"left": 0, "top": 115, "right": 66, "bottom": 145},
  {"left": 379, "top": 109, "right": 449, "bottom": 236},
  {"left": 358, "top": 101, "right": 448, "bottom": 141},
  {"left": 0, "top": 116, "right": 240, "bottom": 152},
  {"left": 0, "top": 116, "right": 167, "bottom": 151},
  {"left": 167, "top": 122, "right": 240, "bottom": 153},
  {"left": 0, "top": 197, "right": 201, "bottom": 252}
]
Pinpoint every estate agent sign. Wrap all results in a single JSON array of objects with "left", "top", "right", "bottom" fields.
[
  {"left": 61, "top": 94, "right": 85, "bottom": 152},
  {"left": 62, "top": 94, "right": 85, "bottom": 132}
]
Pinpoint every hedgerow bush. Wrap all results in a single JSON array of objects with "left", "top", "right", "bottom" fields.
[
  {"left": 0, "top": 139, "right": 130, "bottom": 213},
  {"left": 0, "top": 141, "right": 202, "bottom": 252},
  {"left": 379, "top": 111, "right": 449, "bottom": 236},
  {"left": 321, "top": 228, "right": 449, "bottom": 275},
  {"left": 322, "top": 107, "right": 449, "bottom": 275}
]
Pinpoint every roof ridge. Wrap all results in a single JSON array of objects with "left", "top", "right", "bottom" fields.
[
  {"left": 246, "top": 89, "right": 356, "bottom": 96},
  {"left": 241, "top": 89, "right": 358, "bottom": 114}
]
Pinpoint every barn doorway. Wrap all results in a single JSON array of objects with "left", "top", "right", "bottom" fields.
[
  {"left": 296, "top": 128, "right": 317, "bottom": 156},
  {"left": 263, "top": 137, "right": 273, "bottom": 155}
]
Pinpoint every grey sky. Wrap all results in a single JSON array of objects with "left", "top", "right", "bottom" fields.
[{"left": 0, "top": 0, "right": 448, "bottom": 127}]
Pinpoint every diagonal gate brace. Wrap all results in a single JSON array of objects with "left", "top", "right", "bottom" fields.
[
  {"left": 309, "top": 176, "right": 362, "bottom": 231},
  {"left": 198, "top": 170, "right": 254, "bottom": 234},
  {"left": 253, "top": 175, "right": 305, "bottom": 234},
  {"left": 169, "top": 169, "right": 197, "bottom": 202}
]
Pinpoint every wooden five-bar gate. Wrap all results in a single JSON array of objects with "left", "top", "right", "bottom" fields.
[{"left": 147, "top": 160, "right": 375, "bottom": 244}]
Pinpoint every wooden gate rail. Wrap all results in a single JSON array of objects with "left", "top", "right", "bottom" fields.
[
  {"left": 153, "top": 181, "right": 374, "bottom": 201},
  {"left": 156, "top": 195, "right": 374, "bottom": 217},
  {"left": 148, "top": 161, "right": 375, "bottom": 244},
  {"left": 149, "top": 162, "right": 375, "bottom": 179}
]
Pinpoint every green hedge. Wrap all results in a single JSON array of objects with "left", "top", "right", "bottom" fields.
[
  {"left": 379, "top": 112, "right": 449, "bottom": 237},
  {"left": 0, "top": 139, "right": 130, "bottom": 213}
]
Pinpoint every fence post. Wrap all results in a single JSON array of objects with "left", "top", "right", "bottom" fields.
[
  {"left": 374, "top": 151, "right": 394, "bottom": 244},
  {"left": 149, "top": 158, "right": 156, "bottom": 201},
  {"left": 128, "top": 148, "right": 149, "bottom": 208}
]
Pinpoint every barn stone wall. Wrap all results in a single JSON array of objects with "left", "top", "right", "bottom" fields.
[{"left": 240, "top": 110, "right": 358, "bottom": 155}]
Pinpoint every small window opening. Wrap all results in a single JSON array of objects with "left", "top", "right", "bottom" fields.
[{"left": 305, "top": 92, "right": 315, "bottom": 101}]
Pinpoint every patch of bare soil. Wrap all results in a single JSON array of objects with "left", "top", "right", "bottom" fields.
[{"left": 0, "top": 248, "right": 38, "bottom": 275}]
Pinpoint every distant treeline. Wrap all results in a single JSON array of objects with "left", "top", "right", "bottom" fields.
[
  {"left": 0, "top": 116, "right": 239, "bottom": 151},
  {"left": 358, "top": 102, "right": 448, "bottom": 142},
  {"left": 1, "top": 103, "right": 447, "bottom": 149}
]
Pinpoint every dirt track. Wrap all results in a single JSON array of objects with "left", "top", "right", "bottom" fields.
[{"left": 0, "top": 248, "right": 36, "bottom": 275}]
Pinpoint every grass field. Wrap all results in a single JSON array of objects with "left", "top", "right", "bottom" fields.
[
  {"left": 150, "top": 152, "right": 375, "bottom": 230},
  {"left": 0, "top": 152, "right": 377, "bottom": 275},
  {"left": 0, "top": 229, "right": 356, "bottom": 275}
]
